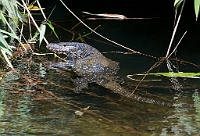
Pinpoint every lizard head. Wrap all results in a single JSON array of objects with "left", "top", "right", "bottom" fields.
[{"left": 46, "top": 42, "right": 77, "bottom": 55}]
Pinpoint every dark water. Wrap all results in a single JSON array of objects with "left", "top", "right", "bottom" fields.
[{"left": 1, "top": 1, "right": 200, "bottom": 135}]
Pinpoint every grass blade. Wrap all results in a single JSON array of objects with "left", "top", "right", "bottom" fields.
[
  {"left": 47, "top": 20, "right": 59, "bottom": 39},
  {"left": 0, "top": 33, "right": 12, "bottom": 56},
  {"left": 39, "top": 23, "right": 46, "bottom": 46},
  {"left": 174, "top": 0, "right": 184, "bottom": 10},
  {"left": 0, "top": 11, "right": 6, "bottom": 24},
  {"left": 194, "top": 0, "right": 200, "bottom": 20},
  {"left": 0, "top": 29, "right": 19, "bottom": 40}
]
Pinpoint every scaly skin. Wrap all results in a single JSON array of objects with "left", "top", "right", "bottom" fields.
[{"left": 46, "top": 42, "right": 193, "bottom": 108}]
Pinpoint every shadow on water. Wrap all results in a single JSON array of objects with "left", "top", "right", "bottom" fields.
[{"left": 1, "top": 1, "right": 200, "bottom": 135}]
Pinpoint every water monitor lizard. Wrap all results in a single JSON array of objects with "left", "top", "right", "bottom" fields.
[{"left": 46, "top": 42, "right": 193, "bottom": 108}]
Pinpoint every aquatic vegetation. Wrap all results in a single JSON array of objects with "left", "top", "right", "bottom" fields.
[
  {"left": 136, "top": 72, "right": 200, "bottom": 79},
  {"left": 0, "top": 0, "right": 58, "bottom": 69}
]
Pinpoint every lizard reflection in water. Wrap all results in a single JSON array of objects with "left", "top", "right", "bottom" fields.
[{"left": 46, "top": 42, "right": 193, "bottom": 108}]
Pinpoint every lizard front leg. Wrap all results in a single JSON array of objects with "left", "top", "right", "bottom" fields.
[
  {"left": 73, "top": 76, "right": 97, "bottom": 93},
  {"left": 47, "top": 61, "right": 75, "bottom": 71}
]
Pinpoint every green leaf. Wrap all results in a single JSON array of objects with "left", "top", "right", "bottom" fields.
[
  {"left": 0, "top": 0, "right": 26, "bottom": 23},
  {"left": 0, "top": 29, "right": 19, "bottom": 40},
  {"left": 39, "top": 24, "right": 46, "bottom": 46},
  {"left": 194, "top": 0, "right": 200, "bottom": 20},
  {"left": 146, "top": 72, "right": 200, "bottom": 78},
  {"left": 0, "top": 11, "right": 6, "bottom": 24},
  {"left": 174, "top": 0, "right": 184, "bottom": 10},
  {"left": 0, "top": 43, "right": 12, "bottom": 56},
  {"left": 47, "top": 20, "right": 59, "bottom": 39},
  {"left": 0, "top": 33, "right": 12, "bottom": 56},
  {"left": 0, "top": 33, "right": 11, "bottom": 49},
  {"left": 29, "top": 31, "right": 39, "bottom": 42},
  {"left": 15, "top": 7, "right": 27, "bottom": 22}
]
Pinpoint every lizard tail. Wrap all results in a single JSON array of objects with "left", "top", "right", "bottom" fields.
[{"left": 99, "top": 81, "right": 194, "bottom": 108}]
